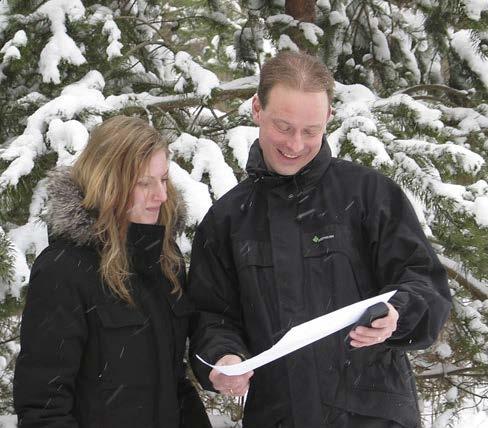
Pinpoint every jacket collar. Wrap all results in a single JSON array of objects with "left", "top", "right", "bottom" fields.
[
  {"left": 127, "top": 222, "right": 164, "bottom": 277},
  {"left": 245, "top": 135, "right": 332, "bottom": 191},
  {"left": 43, "top": 166, "right": 98, "bottom": 246},
  {"left": 43, "top": 166, "right": 186, "bottom": 247}
]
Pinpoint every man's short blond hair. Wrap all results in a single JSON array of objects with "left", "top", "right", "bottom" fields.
[{"left": 258, "top": 51, "right": 334, "bottom": 108}]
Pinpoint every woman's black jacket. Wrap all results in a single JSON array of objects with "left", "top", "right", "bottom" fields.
[{"left": 13, "top": 168, "right": 210, "bottom": 428}]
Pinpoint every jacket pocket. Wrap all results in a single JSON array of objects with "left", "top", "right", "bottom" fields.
[
  {"left": 234, "top": 240, "right": 273, "bottom": 270},
  {"left": 96, "top": 303, "right": 155, "bottom": 387},
  {"left": 233, "top": 240, "right": 280, "bottom": 349},
  {"left": 301, "top": 224, "right": 364, "bottom": 309},
  {"left": 348, "top": 349, "right": 415, "bottom": 398},
  {"left": 301, "top": 224, "right": 365, "bottom": 404}
]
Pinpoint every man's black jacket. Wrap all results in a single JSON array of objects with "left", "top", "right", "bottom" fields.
[{"left": 189, "top": 139, "right": 451, "bottom": 428}]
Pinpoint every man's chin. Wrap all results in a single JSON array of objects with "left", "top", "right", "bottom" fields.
[{"left": 272, "top": 163, "right": 303, "bottom": 176}]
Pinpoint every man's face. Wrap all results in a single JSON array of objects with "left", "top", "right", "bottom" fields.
[{"left": 252, "top": 84, "right": 332, "bottom": 176}]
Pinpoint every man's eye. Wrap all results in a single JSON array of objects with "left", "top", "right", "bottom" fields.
[{"left": 276, "top": 123, "right": 290, "bottom": 132}]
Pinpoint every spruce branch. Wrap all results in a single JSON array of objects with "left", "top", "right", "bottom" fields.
[
  {"left": 446, "top": 378, "right": 488, "bottom": 400},
  {"left": 438, "top": 254, "right": 488, "bottom": 301},
  {"left": 0, "top": 334, "right": 19, "bottom": 346},
  {"left": 417, "top": 364, "right": 487, "bottom": 379},
  {"left": 116, "top": 82, "right": 256, "bottom": 114},
  {"left": 399, "top": 84, "right": 470, "bottom": 101}
]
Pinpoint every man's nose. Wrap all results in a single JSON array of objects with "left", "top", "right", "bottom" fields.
[{"left": 286, "top": 131, "right": 304, "bottom": 153}]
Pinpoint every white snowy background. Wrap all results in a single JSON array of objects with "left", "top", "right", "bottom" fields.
[{"left": 0, "top": 0, "right": 487, "bottom": 426}]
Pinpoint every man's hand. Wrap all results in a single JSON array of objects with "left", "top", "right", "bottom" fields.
[
  {"left": 209, "top": 354, "right": 254, "bottom": 397},
  {"left": 348, "top": 303, "right": 399, "bottom": 348}
]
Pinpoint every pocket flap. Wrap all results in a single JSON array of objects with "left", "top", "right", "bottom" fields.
[
  {"left": 234, "top": 240, "right": 273, "bottom": 269},
  {"left": 96, "top": 303, "right": 146, "bottom": 328},
  {"left": 302, "top": 224, "right": 351, "bottom": 257}
]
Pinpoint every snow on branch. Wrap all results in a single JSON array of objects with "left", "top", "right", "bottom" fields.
[
  {"left": 390, "top": 139, "right": 485, "bottom": 175},
  {"left": 33, "top": 0, "right": 86, "bottom": 84},
  {"left": 451, "top": 29, "right": 488, "bottom": 91},
  {"left": 0, "top": 29, "right": 27, "bottom": 62},
  {"left": 4, "top": 180, "right": 48, "bottom": 298},
  {"left": 168, "top": 162, "right": 212, "bottom": 228},
  {"left": 0, "top": 71, "right": 109, "bottom": 190},
  {"left": 46, "top": 119, "right": 89, "bottom": 166},
  {"left": 393, "top": 152, "right": 469, "bottom": 206},
  {"left": 278, "top": 34, "right": 299, "bottom": 51},
  {"left": 170, "top": 133, "right": 237, "bottom": 200},
  {"left": 399, "top": 84, "right": 470, "bottom": 101},
  {"left": 373, "top": 94, "right": 443, "bottom": 130},
  {"left": 391, "top": 28, "right": 420, "bottom": 83},
  {"left": 225, "top": 126, "right": 260, "bottom": 170},
  {"left": 439, "top": 105, "right": 488, "bottom": 133},
  {"left": 0, "top": 0, "right": 9, "bottom": 39},
  {"left": 439, "top": 254, "right": 488, "bottom": 301},
  {"left": 462, "top": 0, "right": 488, "bottom": 21},
  {"left": 266, "top": 14, "right": 324, "bottom": 45},
  {"left": 174, "top": 51, "right": 220, "bottom": 98},
  {"left": 369, "top": 16, "right": 391, "bottom": 63},
  {"left": 88, "top": 6, "right": 123, "bottom": 60},
  {"left": 106, "top": 76, "right": 258, "bottom": 112},
  {"left": 417, "top": 363, "right": 486, "bottom": 378}
]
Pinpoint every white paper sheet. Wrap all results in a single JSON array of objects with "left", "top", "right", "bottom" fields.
[{"left": 196, "top": 290, "right": 397, "bottom": 376}]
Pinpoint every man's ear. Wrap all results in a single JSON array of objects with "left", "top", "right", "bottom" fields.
[
  {"left": 326, "top": 105, "right": 334, "bottom": 124},
  {"left": 251, "top": 95, "right": 261, "bottom": 125}
]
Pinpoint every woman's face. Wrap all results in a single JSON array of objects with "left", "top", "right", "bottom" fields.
[{"left": 128, "top": 149, "right": 168, "bottom": 224}]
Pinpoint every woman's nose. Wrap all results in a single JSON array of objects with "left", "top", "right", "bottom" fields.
[{"left": 152, "top": 181, "right": 167, "bottom": 203}]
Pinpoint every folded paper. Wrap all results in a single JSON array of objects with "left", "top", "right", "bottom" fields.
[{"left": 196, "top": 290, "right": 397, "bottom": 376}]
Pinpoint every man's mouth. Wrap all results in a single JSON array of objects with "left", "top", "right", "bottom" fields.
[{"left": 278, "top": 149, "right": 300, "bottom": 159}]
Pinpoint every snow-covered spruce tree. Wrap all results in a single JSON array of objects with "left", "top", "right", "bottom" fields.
[{"left": 0, "top": 0, "right": 487, "bottom": 424}]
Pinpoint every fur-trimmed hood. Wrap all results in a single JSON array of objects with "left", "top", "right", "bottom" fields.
[{"left": 43, "top": 166, "right": 187, "bottom": 247}]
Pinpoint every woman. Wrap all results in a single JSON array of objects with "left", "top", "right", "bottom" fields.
[{"left": 14, "top": 116, "right": 211, "bottom": 428}]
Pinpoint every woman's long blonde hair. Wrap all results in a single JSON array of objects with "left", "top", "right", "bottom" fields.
[{"left": 72, "top": 115, "right": 182, "bottom": 303}]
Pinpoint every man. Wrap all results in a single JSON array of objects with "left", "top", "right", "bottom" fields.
[{"left": 188, "top": 51, "right": 451, "bottom": 428}]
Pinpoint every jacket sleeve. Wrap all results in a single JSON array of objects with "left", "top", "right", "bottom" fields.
[
  {"left": 14, "top": 249, "right": 87, "bottom": 427},
  {"left": 364, "top": 178, "right": 452, "bottom": 350},
  {"left": 187, "top": 209, "right": 251, "bottom": 390}
]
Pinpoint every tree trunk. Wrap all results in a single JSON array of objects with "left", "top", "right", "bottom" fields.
[{"left": 285, "top": 0, "right": 316, "bottom": 22}]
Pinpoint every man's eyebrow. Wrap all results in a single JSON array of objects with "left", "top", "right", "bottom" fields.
[
  {"left": 272, "top": 118, "right": 291, "bottom": 128},
  {"left": 273, "top": 118, "right": 322, "bottom": 129},
  {"left": 306, "top": 125, "right": 323, "bottom": 131}
]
